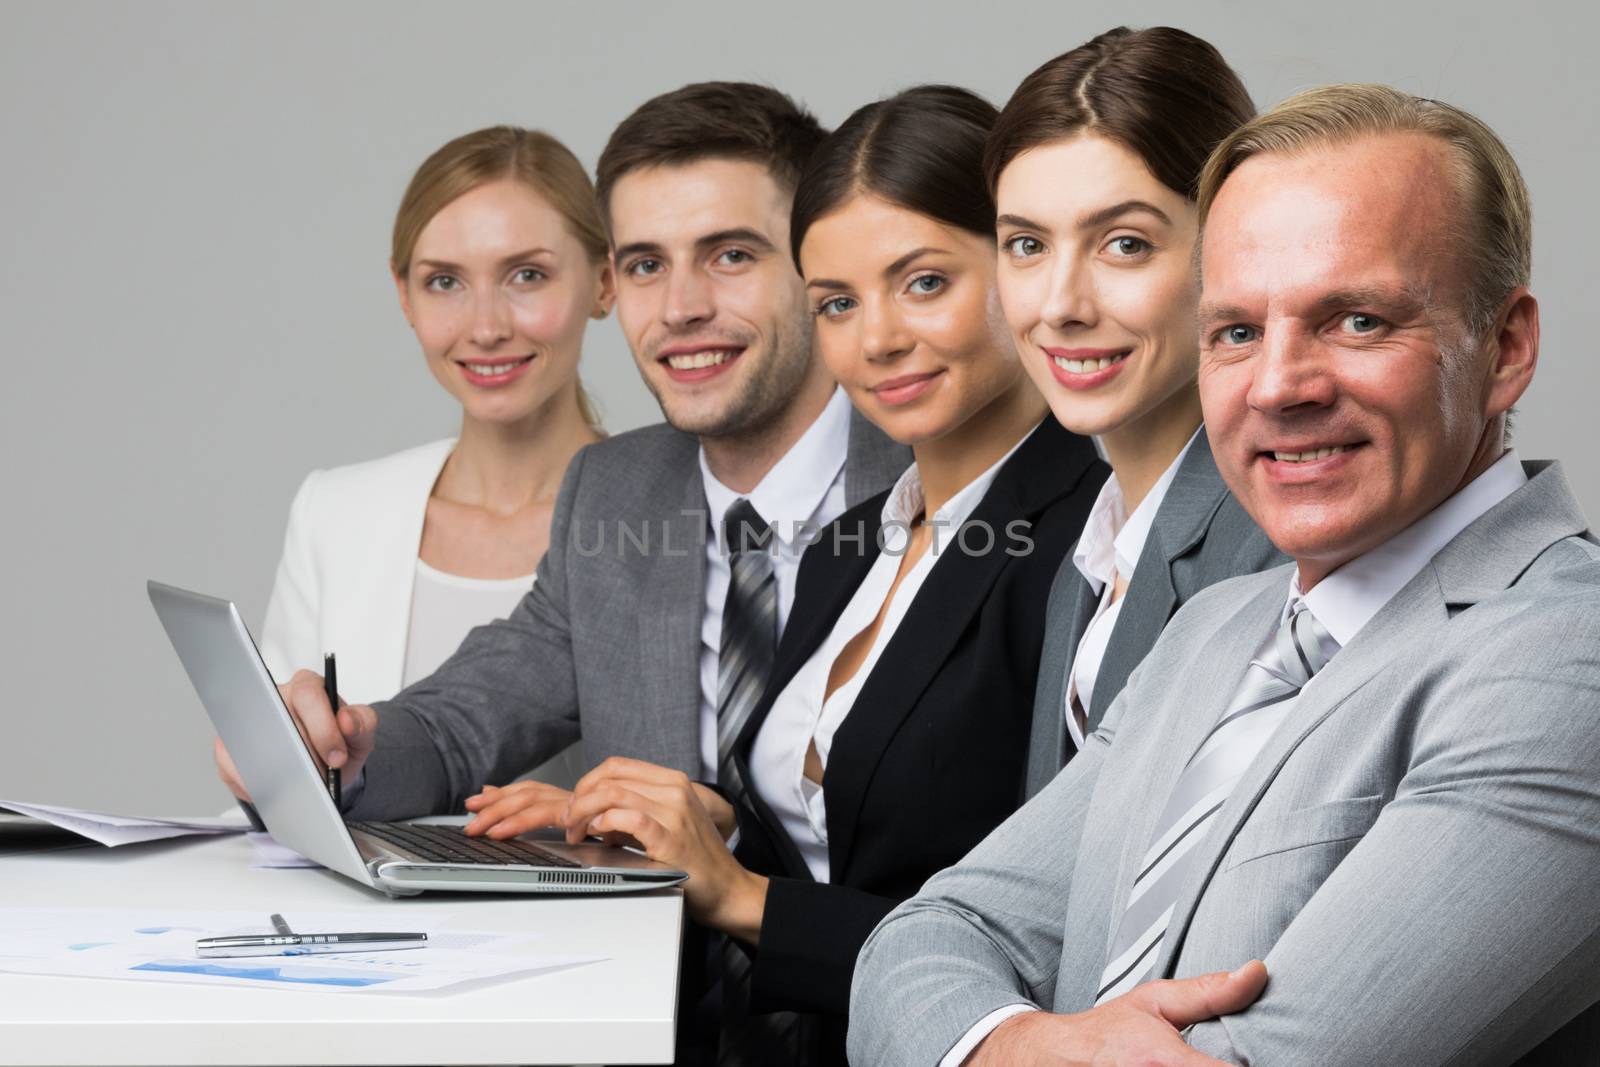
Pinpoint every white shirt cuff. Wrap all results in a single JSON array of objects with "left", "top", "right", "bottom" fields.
[{"left": 940, "top": 1003, "right": 1038, "bottom": 1066}]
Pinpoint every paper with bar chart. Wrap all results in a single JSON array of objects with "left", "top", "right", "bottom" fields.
[{"left": 0, "top": 909, "right": 604, "bottom": 994}]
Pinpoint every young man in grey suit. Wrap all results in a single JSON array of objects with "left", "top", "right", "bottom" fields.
[
  {"left": 850, "top": 84, "right": 1600, "bottom": 1067},
  {"left": 217, "top": 83, "right": 910, "bottom": 831}
]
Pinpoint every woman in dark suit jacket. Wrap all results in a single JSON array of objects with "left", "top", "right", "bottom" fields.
[
  {"left": 558, "top": 86, "right": 1104, "bottom": 1062},
  {"left": 984, "top": 28, "right": 1288, "bottom": 798}
]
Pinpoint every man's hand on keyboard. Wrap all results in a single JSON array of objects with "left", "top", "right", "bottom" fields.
[{"left": 463, "top": 780, "right": 574, "bottom": 839}]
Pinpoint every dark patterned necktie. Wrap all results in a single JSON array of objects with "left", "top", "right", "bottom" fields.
[
  {"left": 709, "top": 499, "right": 803, "bottom": 1063},
  {"left": 716, "top": 498, "right": 777, "bottom": 801}
]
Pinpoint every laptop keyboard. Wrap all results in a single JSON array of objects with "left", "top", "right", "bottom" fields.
[{"left": 350, "top": 821, "right": 581, "bottom": 869}]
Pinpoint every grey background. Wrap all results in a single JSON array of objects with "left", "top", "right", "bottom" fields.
[{"left": 2, "top": 1, "right": 1594, "bottom": 815}]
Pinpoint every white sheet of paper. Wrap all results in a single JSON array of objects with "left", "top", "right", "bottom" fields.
[
  {"left": 246, "top": 832, "right": 322, "bottom": 868},
  {"left": 0, "top": 800, "right": 248, "bottom": 846},
  {"left": 0, "top": 908, "right": 605, "bottom": 995}
]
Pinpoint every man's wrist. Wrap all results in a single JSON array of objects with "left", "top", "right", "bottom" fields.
[{"left": 940, "top": 1003, "right": 1038, "bottom": 1067}]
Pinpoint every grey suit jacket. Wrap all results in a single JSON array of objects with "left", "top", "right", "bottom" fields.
[
  {"left": 850, "top": 461, "right": 1600, "bottom": 1067},
  {"left": 1024, "top": 431, "right": 1285, "bottom": 798},
  {"left": 349, "top": 410, "right": 910, "bottom": 820}
]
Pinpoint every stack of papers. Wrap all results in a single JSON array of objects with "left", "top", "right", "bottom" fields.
[
  {"left": 0, "top": 800, "right": 248, "bottom": 847},
  {"left": 0, "top": 908, "right": 605, "bottom": 995}
]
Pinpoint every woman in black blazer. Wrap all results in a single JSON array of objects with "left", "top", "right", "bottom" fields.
[{"left": 559, "top": 86, "right": 1104, "bottom": 1063}]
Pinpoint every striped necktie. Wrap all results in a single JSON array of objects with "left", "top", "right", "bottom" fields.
[
  {"left": 709, "top": 499, "right": 803, "bottom": 1063},
  {"left": 1096, "top": 600, "right": 1340, "bottom": 1004},
  {"left": 716, "top": 498, "right": 777, "bottom": 801}
]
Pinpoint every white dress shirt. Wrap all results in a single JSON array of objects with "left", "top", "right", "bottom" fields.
[
  {"left": 1063, "top": 431, "right": 1199, "bottom": 748},
  {"left": 943, "top": 449, "right": 1529, "bottom": 1067},
  {"left": 696, "top": 386, "right": 854, "bottom": 781},
  {"left": 749, "top": 433, "right": 1027, "bottom": 882}
]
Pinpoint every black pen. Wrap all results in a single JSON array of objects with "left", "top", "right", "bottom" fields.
[{"left": 324, "top": 652, "right": 341, "bottom": 807}]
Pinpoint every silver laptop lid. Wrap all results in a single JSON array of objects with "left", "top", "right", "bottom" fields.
[{"left": 147, "top": 580, "right": 376, "bottom": 886}]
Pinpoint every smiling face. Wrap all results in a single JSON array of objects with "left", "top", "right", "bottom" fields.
[
  {"left": 395, "top": 178, "right": 611, "bottom": 428},
  {"left": 1198, "top": 132, "right": 1528, "bottom": 584},
  {"left": 995, "top": 134, "right": 1202, "bottom": 447},
  {"left": 799, "top": 193, "right": 1029, "bottom": 446},
  {"left": 608, "top": 159, "right": 820, "bottom": 438}
]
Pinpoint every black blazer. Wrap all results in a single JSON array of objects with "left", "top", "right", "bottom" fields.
[{"left": 728, "top": 417, "right": 1105, "bottom": 1055}]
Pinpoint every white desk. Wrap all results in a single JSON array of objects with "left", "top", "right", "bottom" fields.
[{"left": 0, "top": 832, "right": 683, "bottom": 1065}]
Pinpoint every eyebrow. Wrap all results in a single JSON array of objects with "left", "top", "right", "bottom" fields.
[
  {"left": 413, "top": 249, "right": 555, "bottom": 272},
  {"left": 1198, "top": 285, "right": 1434, "bottom": 325},
  {"left": 1076, "top": 199, "right": 1173, "bottom": 232},
  {"left": 806, "top": 245, "right": 952, "bottom": 291},
  {"left": 611, "top": 227, "right": 777, "bottom": 264},
  {"left": 996, "top": 212, "right": 1048, "bottom": 233},
  {"left": 997, "top": 201, "right": 1173, "bottom": 239}
]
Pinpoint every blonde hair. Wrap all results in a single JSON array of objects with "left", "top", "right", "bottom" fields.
[
  {"left": 1197, "top": 84, "right": 1531, "bottom": 337},
  {"left": 392, "top": 126, "right": 607, "bottom": 429}
]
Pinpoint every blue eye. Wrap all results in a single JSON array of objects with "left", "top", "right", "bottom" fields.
[
  {"left": 1004, "top": 235, "right": 1045, "bottom": 258},
  {"left": 908, "top": 274, "right": 945, "bottom": 295},
  {"left": 817, "top": 295, "right": 856, "bottom": 319},
  {"left": 1343, "top": 312, "right": 1384, "bottom": 334},
  {"left": 1222, "top": 325, "right": 1258, "bottom": 346}
]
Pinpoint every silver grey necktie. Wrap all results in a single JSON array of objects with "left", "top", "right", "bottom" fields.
[{"left": 1096, "top": 600, "right": 1340, "bottom": 1003}]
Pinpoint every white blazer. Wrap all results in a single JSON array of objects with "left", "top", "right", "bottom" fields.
[{"left": 259, "top": 438, "right": 462, "bottom": 705}]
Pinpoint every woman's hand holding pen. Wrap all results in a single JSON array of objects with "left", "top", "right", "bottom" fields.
[
  {"left": 214, "top": 668, "right": 378, "bottom": 802},
  {"left": 561, "top": 757, "right": 767, "bottom": 944}
]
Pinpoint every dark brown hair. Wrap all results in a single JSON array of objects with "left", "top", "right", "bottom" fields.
[
  {"left": 594, "top": 81, "right": 826, "bottom": 235},
  {"left": 790, "top": 85, "right": 999, "bottom": 270},
  {"left": 984, "top": 26, "right": 1254, "bottom": 202}
]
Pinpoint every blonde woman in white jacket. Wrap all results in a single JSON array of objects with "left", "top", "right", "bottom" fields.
[{"left": 256, "top": 127, "right": 614, "bottom": 758}]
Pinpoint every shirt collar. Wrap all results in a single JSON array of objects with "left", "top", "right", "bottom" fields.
[
  {"left": 699, "top": 386, "right": 852, "bottom": 546},
  {"left": 1293, "top": 449, "right": 1528, "bottom": 645},
  {"left": 1073, "top": 427, "right": 1200, "bottom": 594},
  {"left": 881, "top": 421, "right": 1036, "bottom": 529}
]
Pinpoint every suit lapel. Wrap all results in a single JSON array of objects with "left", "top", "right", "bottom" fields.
[
  {"left": 1147, "top": 566, "right": 1448, "bottom": 979},
  {"left": 1096, "top": 574, "right": 1286, "bottom": 967},
  {"left": 731, "top": 511, "right": 885, "bottom": 881},
  {"left": 1148, "top": 460, "right": 1591, "bottom": 978},
  {"left": 1088, "top": 432, "right": 1228, "bottom": 726},
  {"left": 1024, "top": 560, "right": 1099, "bottom": 797},
  {"left": 827, "top": 420, "right": 1095, "bottom": 872},
  {"left": 370, "top": 439, "right": 455, "bottom": 695},
  {"left": 634, "top": 462, "right": 709, "bottom": 772},
  {"left": 736, "top": 512, "right": 886, "bottom": 765}
]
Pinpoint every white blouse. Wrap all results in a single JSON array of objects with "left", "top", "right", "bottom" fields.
[
  {"left": 1062, "top": 430, "right": 1197, "bottom": 746},
  {"left": 400, "top": 559, "right": 536, "bottom": 688},
  {"left": 749, "top": 434, "right": 1028, "bottom": 882}
]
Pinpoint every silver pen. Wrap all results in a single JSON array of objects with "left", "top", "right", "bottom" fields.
[{"left": 195, "top": 913, "right": 427, "bottom": 958}]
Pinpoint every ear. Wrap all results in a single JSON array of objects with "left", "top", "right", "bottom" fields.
[
  {"left": 591, "top": 259, "right": 617, "bottom": 320},
  {"left": 392, "top": 262, "right": 417, "bottom": 328},
  {"left": 1481, "top": 287, "right": 1539, "bottom": 419}
]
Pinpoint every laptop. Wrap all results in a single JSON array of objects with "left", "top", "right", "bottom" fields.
[{"left": 147, "top": 580, "right": 687, "bottom": 896}]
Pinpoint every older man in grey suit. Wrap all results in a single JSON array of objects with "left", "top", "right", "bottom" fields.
[
  {"left": 850, "top": 84, "right": 1600, "bottom": 1067},
  {"left": 217, "top": 82, "right": 909, "bottom": 830}
]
